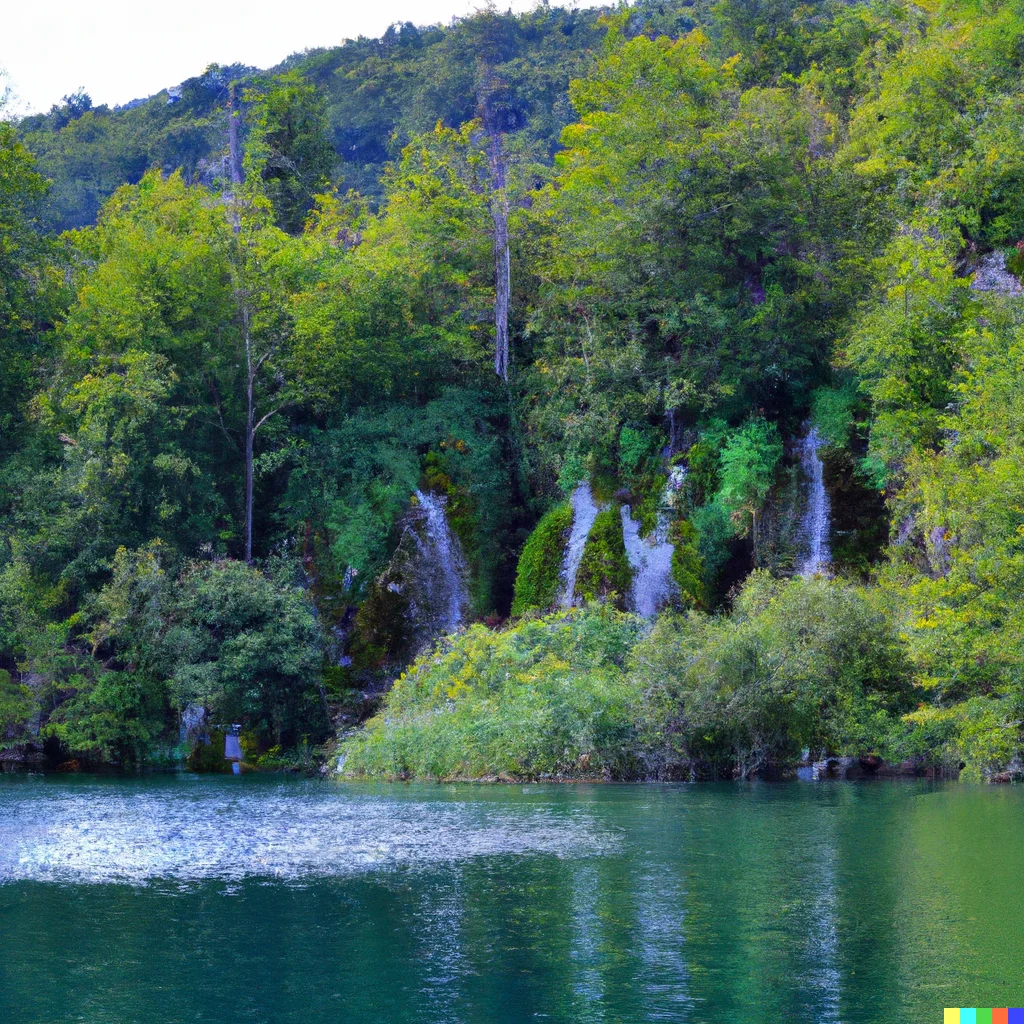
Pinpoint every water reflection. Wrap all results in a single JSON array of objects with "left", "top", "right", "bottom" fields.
[
  {"left": 569, "top": 863, "right": 605, "bottom": 1016},
  {"left": 1, "top": 777, "right": 1023, "bottom": 1024}
]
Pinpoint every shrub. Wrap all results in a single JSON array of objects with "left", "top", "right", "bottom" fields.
[
  {"left": 685, "top": 438, "right": 723, "bottom": 506},
  {"left": 691, "top": 501, "right": 734, "bottom": 594},
  {"left": 339, "top": 608, "right": 647, "bottom": 780},
  {"left": 632, "top": 573, "right": 913, "bottom": 778},
  {"left": 44, "top": 669, "right": 168, "bottom": 768},
  {"left": 670, "top": 519, "right": 706, "bottom": 609},
  {"left": 716, "top": 418, "right": 783, "bottom": 536},
  {"left": 0, "top": 669, "right": 34, "bottom": 748},
  {"left": 810, "top": 384, "right": 859, "bottom": 448},
  {"left": 618, "top": 424, "right": 664, "bottom": 487},
  {"left": 92, "top": 548, "right": 329, "bottom": 748}
]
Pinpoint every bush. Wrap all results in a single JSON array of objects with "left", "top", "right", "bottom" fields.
[
  {"left": 0, "top": 669, "right": 34, "bottom": 747},
  {"left": 511, "top": 503, "right": 572, "bottom": 616},
  {"left": 716, "top": 418, "right": 783, "bottom": 535},
  {"left": 686, "top": 437, "right": 723, "bottom": 507},
  {"left": 618, "top": 424, "right": 664, "bottom": 488},
  {"left": 340, "top": 575, "right": 916, "bottom": 782},
  {"left": 632, "top": 573, "right": 913, "bottom": 778},
  {"left": 44, "top": 669, "right": 168, "bottom": 768},
  {"left": 159, "top": 559, "right": 328, "bottom": 745},
  {"left": 92, "top": 548, "right": 329, "bottom": 748},
  {"left": 810, "top": 384, "right": 859, "bottom": 448},
  {"left": 691, "top": 500, "right": 734, "bottom": 594},
  {"left": 339, "top": 608, "right": 647, "bottom": 780}
]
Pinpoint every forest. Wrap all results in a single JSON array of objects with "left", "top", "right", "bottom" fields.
[{"left": 3, "top": 0, "right": 1024, "bottom": 782}]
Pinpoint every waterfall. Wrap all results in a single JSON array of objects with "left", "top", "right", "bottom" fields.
[
  {"left": 411, "top": 490, "right": 470, "bottom": 635},
  {"left": 559, "top": 482, "right": 601, "bottom": 607},
  {"left": 620, "top": 467, "right": 685, "bottom": 617},
  {"left": 796, "top": 427, "right": 831, "bottom": 577}
]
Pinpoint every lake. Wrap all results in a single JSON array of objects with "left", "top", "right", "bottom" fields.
[{"left": 0, "top": 775, "right": 1021, "bottom": 1023}]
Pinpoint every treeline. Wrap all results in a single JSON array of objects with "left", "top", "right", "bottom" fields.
[
  {"left": 15, "top": 3, "right": 621, "bottom": 232},
  {"left": 4, "top": 0, "right": 1024, "bottom": 777}
]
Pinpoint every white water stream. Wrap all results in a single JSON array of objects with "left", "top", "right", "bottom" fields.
[
  {"left": 796, "top": 427, "right": 831, "bottom": 577},
  {"left": 621, "top": 466, "right": 686, "bottom": 617},
  {"left": 412, "top": 490, "right": 470, "bottom": 634},
  {"left": 559, "top": 482, "right": 602, "bottom": 607}
]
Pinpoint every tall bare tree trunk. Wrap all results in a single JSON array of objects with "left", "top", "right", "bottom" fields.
[
  {"left": 488, "top": 135, "right": 511, "bottom": 383},
  {"left": 227, "top": 83, "right": 245, "bottom": 187},
  {"left": 227, "top": 84, "right": 255, "bottom": 563},
  {"left": 477, "top": 68, "right": 511, "bottom": 383},
  {"left": 244, "top": 310, "right": 255, "bottom": 565}
]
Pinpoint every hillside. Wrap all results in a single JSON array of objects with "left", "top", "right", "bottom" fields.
[
  {"left": 16, "top": 3, "right": 631, "bottom": 231},
  {"left": 4, "top": 0, "right": 1024, "bottom": 781}
]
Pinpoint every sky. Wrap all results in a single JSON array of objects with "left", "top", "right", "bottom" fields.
[{"left": 1, "top": 0, "right": 590, "bottom": 115}]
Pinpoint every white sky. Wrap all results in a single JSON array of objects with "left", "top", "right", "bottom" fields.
[{"left": 2, "top": 0, "right": 591, "bottom": 115}]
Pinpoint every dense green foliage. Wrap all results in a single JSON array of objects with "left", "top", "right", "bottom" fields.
[
  {"left": 575, "top": 509, "right": 632, "bottom": 607},
  {"left": 669, "top": 519, "right": 706, "bottom": 609},
  {"left": 633, "top": 573, "right": 913, "bottom": 779},
  {"left": 340, "top": 579, "right": 912, "bottom": 780},
  {"left": 341, "top": 609, "right": 644, "bottom": 779},
  {"left": 511, "top": 503, "right": 572, "bottom": 616},
  {"left": 7, "top": 0, "right": 1024, "bottom": 778},
  {"left": 16, "top": 6, "right": 615, "bottom": 233}
]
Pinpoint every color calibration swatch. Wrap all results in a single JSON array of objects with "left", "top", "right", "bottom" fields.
[{"left": 945, "top": 1011, "right": 1024, "bottom": 1023}]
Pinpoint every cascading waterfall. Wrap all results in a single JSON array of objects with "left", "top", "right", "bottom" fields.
[
  {"left": 411, "top": 489, "right": 470, "bottom": 635},
  {"left": 620, "top": 466, "right": 686, "bottom": 617},
  {"left": 796, "top": 427, "right": 831, "bottom": 577},
  {"left": 559, "top": 482, "right": 601, "bottom": 607}
]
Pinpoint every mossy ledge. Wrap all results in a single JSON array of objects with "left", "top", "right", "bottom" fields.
[
  {"left": 575, "top": 508, "right": 632, "bottom": 609},
  {"left": 511, "top": 503, "right": 572, "bottom": 616}
]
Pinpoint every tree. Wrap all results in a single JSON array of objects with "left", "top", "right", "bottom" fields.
[
  {"left": 0, "top": 123, "right": 52, "bottom": 464},
  {"left": 716, "top": 418, "right": 783, "bottom": 554},
  {"left": 228, "top": 197, "right": 313, "bottom": 562},
  {"left": 470, "top": 8, "right": 518, "bottom": 381},
  {"left": 244, "top": 73, "right": 335, "bottom": 234},
  {"left": 91, "top": 547, "right": 327, "bottom": 746}
]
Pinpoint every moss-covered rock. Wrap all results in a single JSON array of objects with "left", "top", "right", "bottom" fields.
[
  {"left": 348, "top": 570, "right": 413, "bottom": 671},
  {"left": 576, "top": 509, "right": 632, "bottom": 609},
  {"left": 631, "top": 472, "right": 668, "bottom": 538},
  {"left": 511, "top": 503, "right": 572, "bottom": 616}
]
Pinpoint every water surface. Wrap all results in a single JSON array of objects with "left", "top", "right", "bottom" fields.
[{"left": 1, "top": 775, "right": 1021, "bottom": 1023}]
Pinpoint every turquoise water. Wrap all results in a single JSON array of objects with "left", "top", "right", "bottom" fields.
[{"left": 1, "top": 776, "right": 1022, "bottom": 1023}]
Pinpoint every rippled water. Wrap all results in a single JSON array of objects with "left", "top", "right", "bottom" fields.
[
  {"left": 0, "top": 776, "right": 612, "bottom": 884},
  {"left": 1, "top": 776, "right": 1023, "bottom": 1024}
]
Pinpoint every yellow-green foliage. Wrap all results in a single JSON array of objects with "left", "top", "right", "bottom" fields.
[
  {"left": 185, "top": 728, "right": 260, "bottom": 773},
  {"left": 511, "top": 503, "right": 572, "bottom": 616},
  {"left": 186, "top": 730, "right": 232, "bottom": 773},
  {"left": 576, "top": 509, "right": 632, "bottom": 608},
  {"left": 0, "top": 669, "right": 33, "bottom": 747},
  {"left": 339, "top": 608, "right": 646, "bottom": 780},
  {"left": 871, "top": 317, "right": 1024, "bottom": 779},
  {"left": 341, "top": 576, "right": 917, "bottom": 782}
]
